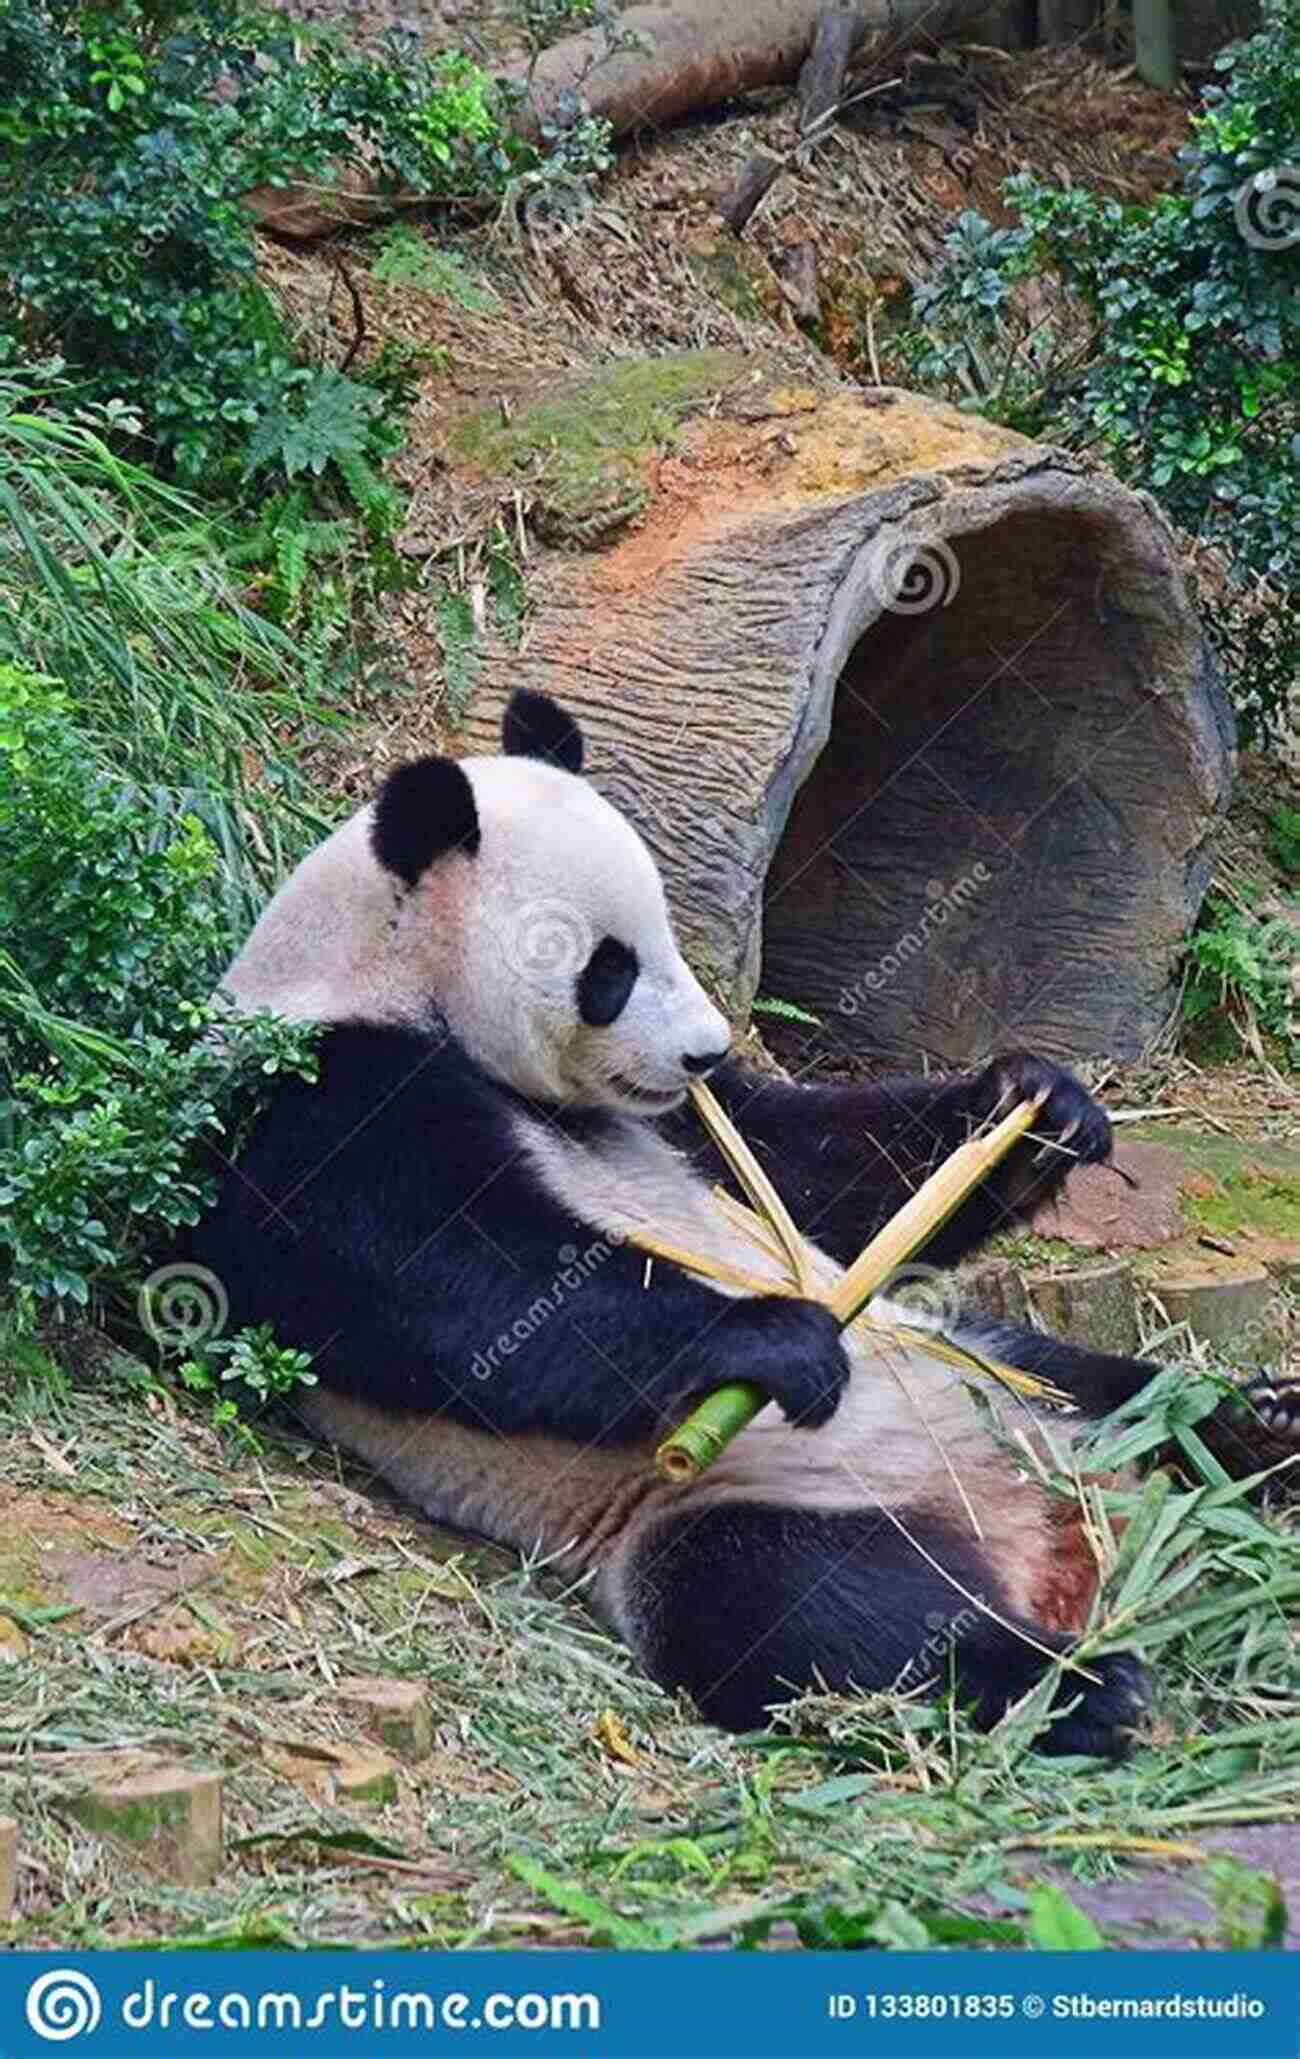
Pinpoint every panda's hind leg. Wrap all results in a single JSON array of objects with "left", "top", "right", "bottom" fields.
[
  {"left": 616, "top": 1499, "right": 1149, "bottom": 1756},
  {"left": 951, "top": 1312, "right": 1300, "bottom": 1486}
]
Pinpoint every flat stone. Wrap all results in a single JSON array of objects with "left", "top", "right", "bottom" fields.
[{"left": 1029, "top": 1141, "right": 1187, "bottom": 1250}]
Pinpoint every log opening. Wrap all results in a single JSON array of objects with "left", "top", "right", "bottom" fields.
[{"left": 761, "top": 508, "right": 1203, "bottom": 1067}]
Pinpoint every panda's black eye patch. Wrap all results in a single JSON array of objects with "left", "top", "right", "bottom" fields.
[{"left": 577, "top": 936, "right": 638, "bottom": 1027}]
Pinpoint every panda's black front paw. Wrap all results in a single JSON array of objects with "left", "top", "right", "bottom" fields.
[
  {"left": 1039, "top": 1650, "right": 1151, "bottom": 1760},
  {"left": 708, "top": 1296, "right": 850, "bottom": 1431},
  {"left": 1230, "top": 1377, "right": 1300, "bottom": 1487},
  {"left": 973, "top": 1050, "right": 1111, "bottom": 1170},
  {"left": 1242, "top": 1377, "right": 1300, "bottom": 1443}
]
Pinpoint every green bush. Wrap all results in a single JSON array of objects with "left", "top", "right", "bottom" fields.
[
  {"left": 0, "top": 372, "right": 329, "bottom": 1324},
  {"left": 1182, "top": 893, "right": 1299, "bottom": 1064},
  {"left": 903, "top": 0, "right": 1299, "bottom": 744},
  {"left": 0, "top": 664, "right": 318, "bottom": 1322},
  {"left": 0, "top": 0, "right": 528, "bottom": 488}
]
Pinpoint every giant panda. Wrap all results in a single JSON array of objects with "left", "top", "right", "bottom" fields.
[{"left": 192, "top": 690, "right": 1300, "bottom": 1756}]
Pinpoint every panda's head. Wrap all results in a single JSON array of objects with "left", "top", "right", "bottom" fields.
[{"left": 223, "top": 691, "right": 731, "bottom": 1115}]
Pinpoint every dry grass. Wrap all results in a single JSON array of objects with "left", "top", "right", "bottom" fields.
[{"left": 3, "top": 1311, "right": 1299, "bottom": 1951}]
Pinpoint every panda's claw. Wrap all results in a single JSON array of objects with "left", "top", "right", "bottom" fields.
[
  {"left": 1039, "top": 1650, "right": 1152, "bottom": 1760},
  {"left": 1241, "top": 1377, "right": 1300, "bottom": 1445}
]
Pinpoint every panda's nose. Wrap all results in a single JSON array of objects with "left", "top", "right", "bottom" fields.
[{"left": 682, "top": 1042, "right": 730, "bottom": 1077}]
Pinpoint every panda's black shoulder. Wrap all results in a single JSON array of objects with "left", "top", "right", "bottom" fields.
[{"left": 240, "top": 1021, "right": 512, "bottom": 1174}]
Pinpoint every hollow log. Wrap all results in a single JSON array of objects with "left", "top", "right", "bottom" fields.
[{"left": 461, "top": 366, "right": 1234, "bottom": 1069}]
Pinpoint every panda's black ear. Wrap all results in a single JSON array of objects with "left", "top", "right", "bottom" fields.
[
  {"left": 371, "top": 757, "right": 480, "bottom": 887},
  {"left": 501, "top": 689, "right": 584, "bottom": 775}
]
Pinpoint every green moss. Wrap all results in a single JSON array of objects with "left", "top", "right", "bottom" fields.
[
  {"left": 1129, "top": 1125, "right": 1300, "bottom": 1241},
  {"left": 450, "top": 350, "right": 743, "bottom": 546},
  {"left": 686, "top": 245, "right": 764, "bottom": 320},
  {"left": 979, "top": 1231, "right": 1081, "bottom": 1267},
  {"left": 1183, "top": 1174, "right": 1300, "bottom": 1241}
]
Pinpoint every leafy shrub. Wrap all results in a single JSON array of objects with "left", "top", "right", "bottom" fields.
[
  {"left": 1268, "top": 800, "right": 1300, "bottom": 879},
  {"left": 0, "top": 665, "right": 318, "bottom": 1322},
  {"left": 0, "top": 0, "right": 528, "bottom": 488},
  {"left": 1182, "top": 894, "right": 1299, "bottom": 1063},
  {"left": 902, "top": 0, "right": 1299, "bottom": 744}
]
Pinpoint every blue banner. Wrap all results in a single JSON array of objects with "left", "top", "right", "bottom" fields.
[{"left": 0, "top": 1951, "right": 1296, "bottom": 2058}]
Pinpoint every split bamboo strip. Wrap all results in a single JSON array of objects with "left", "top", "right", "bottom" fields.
[
  {"left": 652, "top": 1082, "right": 1053, "bottom": 1483},
  {"left": 827, "top": 1091, "right": 1047, "bottom": 1325},
  {"left": 686, "top": 1076, "right": 819, "bottom": 1297}
]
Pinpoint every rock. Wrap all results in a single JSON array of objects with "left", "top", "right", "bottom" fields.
[
  {"left": 0, "top": 1817, "right": 15, "bottom": 1922},
  {"left": 337, "top": 1676, "right": 433, "bottom": 1763},
  {"left": 1023, "top": 1259, "right": 1138, "bottom": 1355},
  {"left": 1150, "top": 1262, "right": 1285, "bottom": 1362},
  {"left": 63, "top": 1764, "right": 223, "bottom": 1886},
  {"left": 1029, "top": 1142, "right": 1188, "bottom": 1250}
]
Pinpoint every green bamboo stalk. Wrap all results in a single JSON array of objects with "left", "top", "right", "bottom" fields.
[{"left": 656, "top": 1381, "right": 767, "bottom": 1483}]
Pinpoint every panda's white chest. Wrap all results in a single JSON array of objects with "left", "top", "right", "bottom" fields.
[{"left": 514, "top": 1109, "right": 838, "bottom": 1296}]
